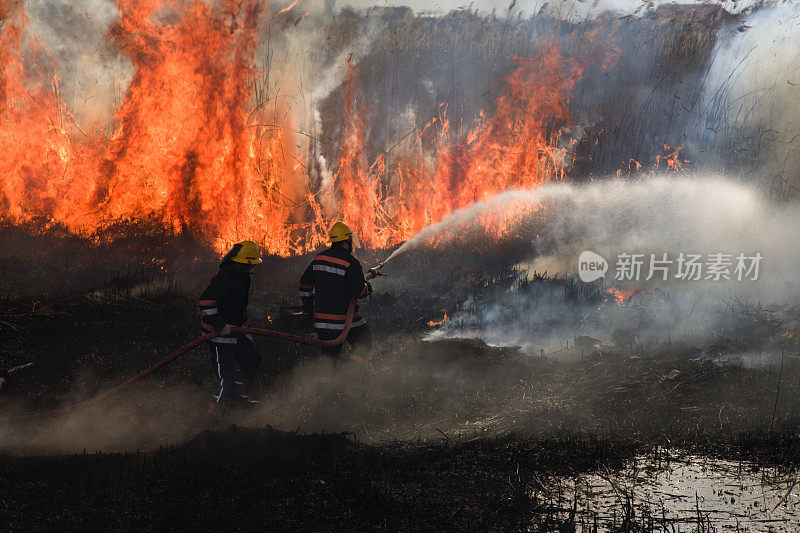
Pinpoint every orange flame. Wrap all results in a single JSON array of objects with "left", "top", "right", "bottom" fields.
[
  {"left": 331, "top": 45, "right": 583, "bottom": 249},
  {"left": 608, "top": 285, "right": 641, "bottom": 306},
  {"left": 616, "top": 144, "right": 689, "bottom": 180},
  {"left": 0, "top": 2, "right": 588, "bottom": 256},
  {"left": 427, "top": 312, "right": 448, "bottom": 327}
]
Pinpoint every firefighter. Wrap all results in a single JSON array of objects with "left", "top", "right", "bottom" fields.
[
  {"left": 198, "top": 240, "right": 263, "bottom": 417},
  {"left": 298, "top": 222, "right": 382, "bottom": 368}
]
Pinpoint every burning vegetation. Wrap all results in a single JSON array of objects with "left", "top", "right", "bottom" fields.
[
  {"left": 0, "top": 0, "right": 743, "bottom": 256},
  {"left": 0, "top": 0, "right": 597, "bottom": 255}
]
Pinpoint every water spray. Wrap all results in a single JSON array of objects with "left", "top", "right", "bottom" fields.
[{"left": 372, "top": 187, "right": 544, "bottom": 272}]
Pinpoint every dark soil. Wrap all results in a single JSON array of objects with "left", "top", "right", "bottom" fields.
[
  {"left": 0, "top": 427, "right": 645, "bottom": 531},
  {"left": 2, "top": 231, "right": 800, "bottom": 530}
]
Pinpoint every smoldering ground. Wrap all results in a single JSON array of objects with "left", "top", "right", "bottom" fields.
[
  {"left": 4, "top": 176, "right": 800, "bottom": 455},
  {"left": 5, "top": 321, "right": 800, "bottom": 456},
  {"left": 0, "top": 384, "right": 207, "bottom": 455},
  {"left": 425, "top": 177, "right": 800, "bottom": 356}
]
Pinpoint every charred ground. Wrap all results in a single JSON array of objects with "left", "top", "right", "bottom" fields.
[{"left": 2, "top": 230, "right": 800, "bottom": 529}]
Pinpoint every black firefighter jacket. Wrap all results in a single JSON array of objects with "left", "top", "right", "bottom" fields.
[
  {"left": 198, "top": 261, "right": 252, "bottom": 343},
  {"left": 298, "top": 245, "right": 368, "bottom": 331}
]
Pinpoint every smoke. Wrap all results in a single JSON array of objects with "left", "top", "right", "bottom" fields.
[
  {"left": 420, "top": 176, "right": 800, "bottom": 354},
  {"left": 239, "top": 339, "right": 548, "bottom": 441},
  {"left": 5, "top": 176, "right": 799, "bottom": 453},
  {"left": 11, "top": 0, "right": 800, "bottom": 254},
  {"left": 25, "top": 0, "right": 132, "bottom": 130},
  {"left": 0, "top": 383, "right": 208, "bottom": 455},
  {"left": 298, "top": 12, "right": 388, "bottom": 195},
  {"left": 699, "top": 2, "right": 800, "bottom": 184},
  {"left": 0, "top": 333, "right": 571, "bottom": 452},
  {"left": 18, "top": 0, "right": 383, "bottom": 144},
  {"left": 7, "top": 1, "right": 800, "bottom": 457},
  {"left": 334, "top": 0, "right": 759, "bottom": 18}
]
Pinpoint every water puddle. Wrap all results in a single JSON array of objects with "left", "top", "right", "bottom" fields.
[{"left": 533, "top": 453, "right": 800, "bottom": 531}]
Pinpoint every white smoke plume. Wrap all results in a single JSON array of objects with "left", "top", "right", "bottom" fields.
[
  {"left": 699, "top": 2, "right": 800, "bottom": 184},
  {"left": 414, "top": 176, "right": 800, "bottom": 354},
  {"left": 25, "top": 0, "right": 132, "bottom": 130},
  {"left": 334, "top": 0, "right": 760, "bottom": 18}
]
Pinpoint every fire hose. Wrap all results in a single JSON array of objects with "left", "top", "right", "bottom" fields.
[{"left": 0, "top": 299, "right": 357, "bottom": 422}]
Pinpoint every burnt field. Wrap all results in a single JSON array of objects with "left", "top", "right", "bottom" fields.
[{"left": 3, "top": 230, "right": 800, "bottom": 529}]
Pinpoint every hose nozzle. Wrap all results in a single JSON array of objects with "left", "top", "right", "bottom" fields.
[{"left": 367, "top": 262, "right": 386, "bottom": 278}]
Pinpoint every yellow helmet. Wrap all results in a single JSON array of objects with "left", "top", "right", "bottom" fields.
[
  {"left": 229, "top": 240, "right": 262, "bottom": 265},
  {"left": 329, "top": 222, "right": 354, "bottom": 243}
]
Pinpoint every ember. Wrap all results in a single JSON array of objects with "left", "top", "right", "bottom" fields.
[
  {"left": 607, "top": 285, "right": 641, "bottom": 306},
  {"left": 427, "top": 311, "right": 448, "bottom": 327}
]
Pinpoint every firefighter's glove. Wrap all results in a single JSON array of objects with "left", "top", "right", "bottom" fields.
[{"left": 367, "top": 266, "right": 385, "bottom": 278}]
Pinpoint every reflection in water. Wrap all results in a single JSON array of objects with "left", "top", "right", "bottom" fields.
[{"left": 534, "top": 453, "right": 800, "bottom": 531}]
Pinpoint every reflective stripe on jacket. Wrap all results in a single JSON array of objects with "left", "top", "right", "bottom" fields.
[
  {"left": 298, "top": 245, "right": 367, "bottom": 329},
  {"left": 199, "top": 261, "right": 252, "bottom": 343}
]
